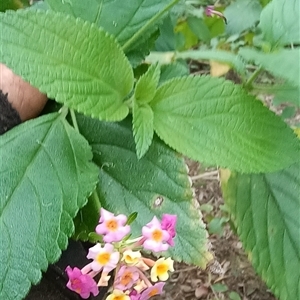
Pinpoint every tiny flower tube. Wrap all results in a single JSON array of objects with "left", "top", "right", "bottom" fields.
[
  {"left": 96, "top": 208, "right": 131, "bottom": 243},
  {"left": 65, "top": 266, "right": 99, "bottom": 299},
  {"left": 106, "top": 289, "right": 131, "bottom": 300},
  {"left": 87, "top": 243, "right": 120, "bottom": 273},
  {"left": 150, "top": 257, "right": 174, "bottom": 282},
  {"left": 142, "top": 216, "right": 170, "bottom": 252},
  {"left": 205, "top": 5, "right": 227, "bottom": 23},
  {"left": 98, "top": 272, "right": 111, "bottom": 287},
  {"left": 205, "top": 5, "right": 215, "bottom": 16},
  {"left": 139, "top": 282, "right": 165, "bottom": 300},
  {"left": 114, "top": 265, "right": 140, "bottom": 291},
  {"left": 160, "top": 214, "right": 177, "bottom": 246}
]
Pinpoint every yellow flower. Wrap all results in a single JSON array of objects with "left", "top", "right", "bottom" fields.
[
  {"left": 122, "top": 249, "right": 141, "bottom": 265},
  {"left": 106, "top": 289, "right": 130, "bottom": 300},
  {"left": 150, "top": 257, "right": 174, "bottom": 282}
]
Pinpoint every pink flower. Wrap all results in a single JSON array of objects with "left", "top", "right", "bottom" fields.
[
  {"left": 140, "top": 282, "right": 165, "bottom": 300},
  {"left": 87, "top": 243, "right": 120, "bottom": 273},
  {"left": 205, "top": 5, "right": 227, "bottom": 23},
  {"left": 205, "top": 5, "right": 215, "bottom": 16},
  {"left": 65, "top": 266, "right": 99, "bottom": 299},
  {"left": 115, "top": 266, "right": 140, "bottom": 291},
  {"left": 96, "top": 208, "right": 130, "bottom": 242},
  {"left": 161, "top": 214, "right": 177, "bottom": 246},
  {"left": 129, "top": 290, "right": 141, "bottom": 300},
  {"left": 142, "top": 216, "right": 170, "bottom": 252}
]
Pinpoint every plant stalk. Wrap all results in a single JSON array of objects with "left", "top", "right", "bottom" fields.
[{"left": 244, "top": 66, "right": 263, "bottom": 90}]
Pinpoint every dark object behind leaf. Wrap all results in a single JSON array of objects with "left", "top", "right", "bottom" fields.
[
  {"left": 26, "top": 240, "right": 107, "bottom": 300},
  {"left": 0, "top": 89, "right": 21, "bottom": 134}
]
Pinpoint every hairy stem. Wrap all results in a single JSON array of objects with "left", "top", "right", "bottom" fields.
[
  {"left": 70, "top": 109, "right": 79, "bottom": 132},
  {"left": 122, "top": 0, "right": 181, "bottom": 52},
  {"left": 244, "top": 66, "right": 263, "bottom": 90}
]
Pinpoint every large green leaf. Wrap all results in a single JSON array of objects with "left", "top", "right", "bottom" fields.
[
  {"left": 259, "top": 0, "right": 300, "bottom": 46},
  {"left": 224, "top": 0, "right": 262, "bottom": 35},
  {"left": 0, "top": 9, "right": 134, "bottom": 121},
  {"left": 97, "top": 0, "right": 175, "bottom": 48},
  {"left": 44, "top": 0, "right": 175, "bottom": 65},
  {"left": 221, "top": 162, "right": 300, "bottom": 300},
  {"left": 150, "top": 76, "right": 300, "bottom": 173},
  {"left": 239, "top": 48, "right": 300, "bottom": 87},
  {"left": 76, "top": 115, "right": 212, "bottom": 268},
  {"left": 0, "top": 113, "right": 98, "bottom": 300},
  {"left": 45, "top": 0, "right": 174, "bottom": 47}
]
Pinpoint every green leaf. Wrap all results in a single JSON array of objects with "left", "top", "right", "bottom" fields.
[
  {"left": 259, "top": 0, "right": 300, "bottom": 46},
  {"left": 212, "top": 283, "right": 228, "bottom": 293},
  {"left": 155, "top": 14, "right": 177, "bottom": 51},
  {"left": 77, "top": 115, "right": 213, "bottom": 268},
  {"left": 0, "top": 113, "right": 98, "bottom": 300},
  {"left": 254, "top": 83, "right": 300, "bottom": 107},
  {"left": 187, "top": 17, "right": 211, "bottom": 43},
  {"left": 133, "top": 102, "right": 154, "bottom": 159},
  {"left": 176, "top": 49, "right": 246, "bottom": 75},
  {"left": 150, "top": 76, "right": 300, "bottom": 173},
  {"left": 239, "top": 48, "right": 300, "bottom": 87},
  {"left": 271, "top": 84, "right": 300, "bottom": 107},
  {"left": 45, "top": 0, "right": 174, "bottom": 47},
  {"left": 126, "top": 212, "right": 138, "bottom": 225},
  {"left": 73, "top": 193, "right": 101, "bottom": 242},
  {"left": 126, "top": 30, "right": 160, "bottom": 67},
  {"left": 0, "top": 9, "right": 134, "bottom": 121},
  {"left": 44, "top": 0, "right": 170, "bottom": 64},
  {"left": 224, "top": 0, "right": 262, "bottom": 35},
  {"left": 204, "top": 14, "right": 225, "bottom": 38},
  {"left": 229, "top": 291, "right": 242, "bottom": 300},
  {"left": 0, "top": 0, "right": 29, "bottom": 11},
  {"left": 221, "top": 162, "right": 300, "bottom": 300},
  {"left": 96, "top": 0, "right": 175, "bottom": 47},
  {"left": 159, "top": 62, "right": 189, "bottom": 84},
  {"left": 208, "top": 217, "right": 229, "bottom": 236},
  {"left": 44, "top": 0, "right": 101, "bottom": 21},
  {"left": 135, "top": 64, "right": 161, "bottom": 104}
]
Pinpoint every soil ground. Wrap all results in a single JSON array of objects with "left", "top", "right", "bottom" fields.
[{"left": 154, "top": 160, "right": 277, "bottom": 300}]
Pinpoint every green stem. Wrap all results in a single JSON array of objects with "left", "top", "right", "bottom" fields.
[
  {"left": 89, "top": 187, "right": 101, "bottom": 211},
  {"left": 70, "top": 109, "right": 80, "bottom": 132},
  {"left": 121, "top": 0, "right": 180, "bottom": 52},
  {"left": 244, "top": 66, "right": 263, "bottom": 90}
]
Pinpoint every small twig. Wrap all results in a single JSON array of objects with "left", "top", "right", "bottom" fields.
[
  {"left": 191, "top": 170, "right": 219, "bottom": 181},
  {"left": 244, "top": 66, "right": 263, "bottom": 90}
]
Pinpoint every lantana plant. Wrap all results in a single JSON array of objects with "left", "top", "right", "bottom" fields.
[{"left": 66, "top": 208, "right": 177, "bottom": 299}]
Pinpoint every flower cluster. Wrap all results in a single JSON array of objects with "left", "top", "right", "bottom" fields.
[{"left": 66, "top": 208, "right": 177, "bottom": 299}]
